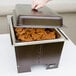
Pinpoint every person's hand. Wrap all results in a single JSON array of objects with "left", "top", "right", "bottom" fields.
[{"left": 32, "top": 0, "right": 49, "bottom": 9}]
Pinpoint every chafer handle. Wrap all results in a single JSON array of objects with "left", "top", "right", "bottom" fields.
[
  {"left": 32, "top": 9, "right": 38, "bottom": 12},
  {"left": 8, "top": 22, "right": 13, "bottom": 45},
  {"left": 57, "top": 28, "right": 68, "bottom": 40}
]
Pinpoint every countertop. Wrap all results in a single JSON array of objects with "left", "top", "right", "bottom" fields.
[{"left": 0, "top": 34, "right": 76, "bottom": 76}]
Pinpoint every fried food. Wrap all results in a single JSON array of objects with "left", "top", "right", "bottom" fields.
[{"left": 14, "top": 27, "right": 56, "bottom": 42}]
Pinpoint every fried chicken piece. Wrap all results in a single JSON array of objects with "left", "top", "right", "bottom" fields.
[
  {"left": 35, "top": 28, "right": 45, "bottom": 33},
  {"left": 31, "top": 33, "right": 40, "bottom": 40},
  {"left": 18, "top": 34, "right": 33, "bottom": 41},
  {"left": 41, "top": 30, "right": 55, "bottom": 40},
  {"left": 25, "top": 28, "right": 35, "bottom": 35},
  {"left": 46, "top": 32, "right": 56, "bottom": 39},
  {"left": 15, "top": 27, "right": 23, "bottom": 33}
]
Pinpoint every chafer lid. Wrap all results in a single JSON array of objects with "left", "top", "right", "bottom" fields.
[{"left": 13, "top": 4, "right": 63, "bottom": 28}]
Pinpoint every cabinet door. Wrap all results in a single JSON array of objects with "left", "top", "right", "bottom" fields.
[
  {"left": 15, "top": 45, "right": 40, "bottom": 73},
  {"left": 39, "top": 42, "right": 64, "bottom": 67}
]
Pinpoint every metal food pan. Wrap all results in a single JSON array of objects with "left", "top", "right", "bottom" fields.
[
  {"left": 14, "top": 27, "right": 61, "bottom": 42},
  {"left": 13, "top": 4, "right": 63, "bottom": 28}
]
